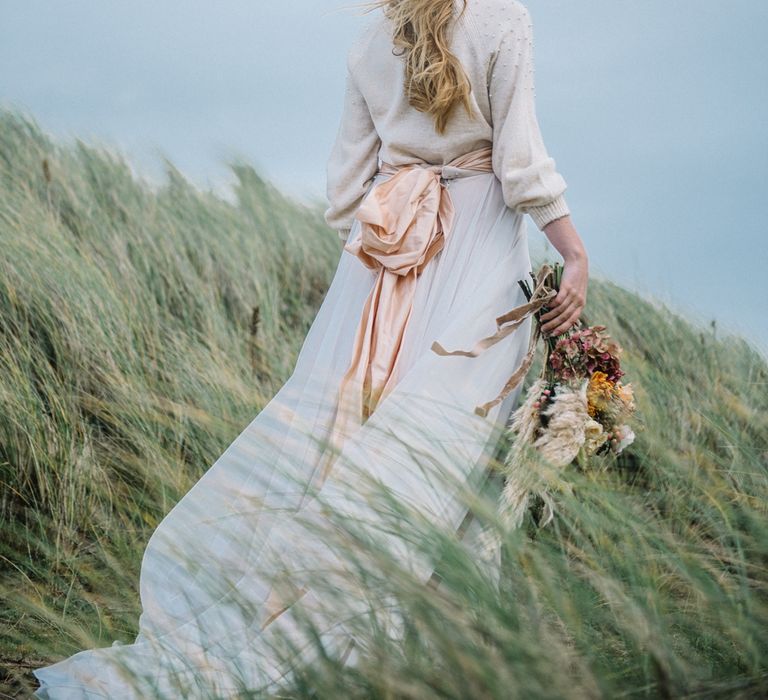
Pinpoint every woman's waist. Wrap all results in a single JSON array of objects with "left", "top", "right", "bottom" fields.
[{"left": 375, "top": 143, "right": 495, "bottom": 181}]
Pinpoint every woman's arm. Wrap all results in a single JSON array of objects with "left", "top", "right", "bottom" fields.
[
  {"left": 324, "top": 53, "right": 382, "bottom": 243},
  {"left": 486, "top": 3, "right": 589, "bottom": 337},
  {"left": 538, "top": 214, "right": 589, "bottom": 337},
  {"left": 488, "top": 3, "right": 571, "bottom": 231}
]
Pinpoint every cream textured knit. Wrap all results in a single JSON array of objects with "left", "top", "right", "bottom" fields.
[{"left": 324, "top": 0, "right": 570, "bottom": 242}]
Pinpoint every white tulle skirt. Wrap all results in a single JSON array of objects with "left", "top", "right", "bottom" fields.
[{"left": 33, "top": 170, "right": 534, "bottom": 698}]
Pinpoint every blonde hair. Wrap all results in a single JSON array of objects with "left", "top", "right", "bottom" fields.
[{"left": 354, "top": 0, "right": 478, "bottom": 134}]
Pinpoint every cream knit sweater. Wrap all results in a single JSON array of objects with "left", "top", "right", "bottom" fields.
[{"left": 323, "top": 0, "right": 570, "bottom": 242}]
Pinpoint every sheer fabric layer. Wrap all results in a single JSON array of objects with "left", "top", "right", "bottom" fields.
[{"left": 33, "top": 171, "right": 534, "bottom": 699}]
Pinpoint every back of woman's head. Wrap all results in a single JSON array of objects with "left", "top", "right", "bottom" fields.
[{"left": 358, "top": 0, "right": 477, "bottom": 134}]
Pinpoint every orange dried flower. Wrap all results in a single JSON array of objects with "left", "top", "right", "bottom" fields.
[{"left": 587, "top": 371, "right": 614, "bottom": 417}]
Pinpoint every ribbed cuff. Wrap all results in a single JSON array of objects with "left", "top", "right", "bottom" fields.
[
  {"left": 338, "top": 227, "right": 351, "bottom": 242},
  {"left": 527, "top": 194, "right": 571, "bottom": 231}
]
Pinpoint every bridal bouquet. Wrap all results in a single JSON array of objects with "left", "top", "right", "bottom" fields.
[
  {"left": 432, "top": 261, "right": 638, "bottom": 540},
  {"left": 496, "top": 262, "right": 637, "bottom": 532}
]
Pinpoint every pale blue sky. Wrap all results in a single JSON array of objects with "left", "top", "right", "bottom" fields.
[{"left": 1, "top": 1, "right": 766, "bottom": 354}]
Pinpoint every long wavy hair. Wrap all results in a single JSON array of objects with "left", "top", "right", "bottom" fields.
[{"left": 355, "top": 0, "right": 478, "bottom": 134}]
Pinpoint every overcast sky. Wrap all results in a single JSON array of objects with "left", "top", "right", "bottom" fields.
[{"left": 1, "top": 0, "right": 766, "bottom": 354}]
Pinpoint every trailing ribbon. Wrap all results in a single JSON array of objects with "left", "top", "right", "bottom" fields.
[
  {"left": 313, "top": 146, "right": 495, "bottom": 490},
  {"left": 431, "top": 263, "right": 558, "bottom": 418}
]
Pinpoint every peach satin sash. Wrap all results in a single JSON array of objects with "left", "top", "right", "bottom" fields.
[{"left": 313, "top": 146, "right": 495, "bottom": 489}]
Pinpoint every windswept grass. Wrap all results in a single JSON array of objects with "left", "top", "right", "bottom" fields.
[{"left": 1, "top": 108, "right": 767, "bottom": 698}]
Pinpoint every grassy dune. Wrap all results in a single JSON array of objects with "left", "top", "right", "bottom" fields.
[{"left": 1, "top": 109, "right": 767, "bottom": 698}]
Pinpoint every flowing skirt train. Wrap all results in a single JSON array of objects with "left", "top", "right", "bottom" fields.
[{"left": 33, "top": 170, "right": 534, "bottom": 698}]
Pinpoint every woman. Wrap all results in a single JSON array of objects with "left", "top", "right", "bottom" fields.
[{"left": 33, "top": 0, "right": 588, "bottom": 696}]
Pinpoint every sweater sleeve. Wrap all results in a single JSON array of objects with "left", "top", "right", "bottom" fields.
[
  {"left": 489, "top": 3, "right": 570, "bottom": 231},
  {"left": 323, "top": 53, "right": 382, "bottom": 243}
]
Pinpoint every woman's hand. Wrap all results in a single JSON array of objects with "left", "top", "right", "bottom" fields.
[
  {"left": 539, "top": 253, "right": 589, "bottom": 337},
  {"left": 536, "top": 215, "right": 589, "bottom": 337}
]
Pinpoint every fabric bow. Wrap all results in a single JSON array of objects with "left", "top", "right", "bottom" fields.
[{"left": 313, "top": 147, "right": 494, "bottom": 489}]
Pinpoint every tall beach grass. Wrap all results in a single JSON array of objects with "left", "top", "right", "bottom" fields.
[{"left": 1, "top": 108, "right": 767, "bottom": 698}]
